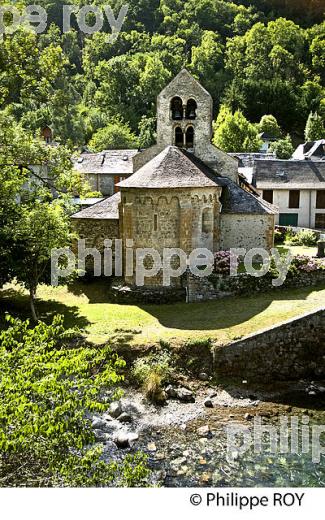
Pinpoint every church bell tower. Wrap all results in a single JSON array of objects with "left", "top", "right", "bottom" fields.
[{"left": 156, "top": 69, "right": 214, "bottom": 161}]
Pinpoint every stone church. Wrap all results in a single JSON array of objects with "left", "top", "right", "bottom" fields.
[{"left": 72, "top": 70, "right": 277, "bottom": 287}]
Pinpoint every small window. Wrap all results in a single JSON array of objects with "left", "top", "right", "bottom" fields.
[
  {"left": 316, "top": 191, "right": 325, "bottom": 209},
  {"left": 315, "top": 214, "right": 325, "bottom": 229},
  {"left": 289, "top": 190, "right": 300, "bottom": 209},
  {"left": 154, "top": 214, "right": 158, "bottom": 232},
  {"left": 202, "top": 208, "right": 213, "bottom": 234},
  {"left": 175, "top": 127, "right": 183, "bottom": 147},
  {"left": 263, "top": 190, "right": 273, "bottom": 204},
  {"left": 186, "top": 99, "right": 197, "bottom": 120},
  {"left": 185, "top": 127, "right": 194, "bottom": 149},
  {"left": 171, "top": 97, "right": 183, "bottom": 120},
  {"left": 279, "top": 213, "right": 298, "bottom": 226}
]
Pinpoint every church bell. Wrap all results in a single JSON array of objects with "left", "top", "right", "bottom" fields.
[
  {"left": 174, "top": 109, "right": 182, "bottom": 120},
  {"left": 188, "top": 108, "right": 196, "bottom": 119}
]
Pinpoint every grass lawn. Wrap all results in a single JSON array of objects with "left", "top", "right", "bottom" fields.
[
  {"left": 1, "top": 281, "right": 324, "bottom": 346},
  {"left": 276, "top": 244, "right": 318, "bottom": 257}
]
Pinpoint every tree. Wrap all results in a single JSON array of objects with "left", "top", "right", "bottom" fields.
[
  {"left": 258, "top": 115, "right": 282, "bottom": 138},
  {"left": 138, "top": 115, "right": 157, "bottom": 148},
  {"left": 190, "top": 31, "right": 225, "bottom": 99},
  {"left": 270, "top": 134, "right": 294, "bottom": 159},
  {"left": 305, "top": 111, "right": 324, "bottom": 141},
  {"left": 89, "top": 119, "right": 140, "bottom": 151},
  {"left": 14, "top": 201, "right": 74, "bottom": 321},
  {"left": 213, "top": 109, "right": 262, "bottom": 152},
  {"left": 0, "top": 113, "right": 86, "bottom": 317}
]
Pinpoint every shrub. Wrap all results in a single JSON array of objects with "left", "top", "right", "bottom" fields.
[
  {"left": 274, "top": 226, "right": 287, "bottom": 244},
  {"left": 289, "top": 255, "right": 322, "bottom": 273},
  {"left": 214, "top": 250, "right": 239, "bottom": 275},
  {"left": 132, "top": 350, "right": 173, "bottom": 404},
  {"left": 287, "top": 230, "right": 318, "bottom": 247},
  {"left": 0, "top": 315, "right": 149, "bottom": 487}
]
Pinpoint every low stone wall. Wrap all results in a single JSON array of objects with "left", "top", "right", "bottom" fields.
[
  {"left": 187, "top": 270, "right": 325, "bottom": 303},
  {"left": 213, "top": 308, "right": 325, "bottom": 381},
  {"left": 110, "top": 281, "right": 186, "bottom": 304}
]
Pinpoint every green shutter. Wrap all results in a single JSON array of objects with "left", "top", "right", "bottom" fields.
[{"left": 279, "top": 214, "right": 298, "bottom": 226}]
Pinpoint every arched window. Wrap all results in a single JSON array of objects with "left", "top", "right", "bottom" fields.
[
  {"left": 171, "top": 97, "right": 183, "bottom": 120},
  {"left": 186, "top": 127, "right": 194, "bottom": 148},
  {"left": 202, "top": 208, "right": 213, "bottom": 234},
  {"left": 186, "top": 99, "right": 197, "bottom": 120},
  {"left": 175, "top": 127, "right": 184, "bottom": 147}
]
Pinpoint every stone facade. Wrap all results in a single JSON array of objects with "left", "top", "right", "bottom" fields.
[
  {"left": 219, "top": 214, "right": 275, "bottom": 251},
  {"left": 136, "top": 69, "right": 239, "bottom": 183},
  {"left": 213, "top": 308, "right": 325, "bottom": 381},
  {"left": 85, "top": 173, "right": 115, "bottom": 197},
  {"left": 72, "top": 218, "right": 119, "bottom": 273},
  {"left": 119, "top": 186, "right": 222, "bottom": 286}
]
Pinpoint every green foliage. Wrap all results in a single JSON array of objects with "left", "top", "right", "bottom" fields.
[
  {"left": 0, "top": 315, "right": 149, "bottom": 487},
  {"left": 138, "top": 115, "right": 157, "bottom": 148},
  {"left": 0, "top": 114, "right": 86, "bottom": 318},
  {"left": 132, "top": 350, "right": 173, "bottom": 403},
  {"left": 89, "top": 119, "right": 140, "bottom": 151},
  {"left": 305, "top": 111, "right": 324, "bottom": 141},
  {"left": 270, "top": 134, "right": 294, "bottom": 158},
  {"left": 286, "top": 229, "right": 319, "bottom": 247},
  {"left": 213, "top": 108, "right": 262, "bottom": 152},
  {"left": 0, "top": 2, "right": 322, "bottom": 144},
  {"left": 258, "top": 115, "right": 282, "bottom": 138}
]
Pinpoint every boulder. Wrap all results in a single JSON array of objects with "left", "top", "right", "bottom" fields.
[
  {"left": 113, "top": 433, "right": 130, "bottom": 449},
  {"left": 109, "top": 401, "right": 123, "bottom": 418},
  {"left": 175, "top": 387, "right": 195, "bottom": 403},
  {"left": 199, "top": 372, "right": 209, "bottom": 381},
  {"left": 91, "top": 418, "right": 110, "bottom": 431},
  {"left": 117, "top": 412, "right": 132, "bottom": 423},
  {"left": 204, "top": 399, "right": 214, "bottom": 408},
  {"left": 93, "top": 429, "right": 110, "bottom": 442},
  {"left": 197, "top": 425, "right": 212, "bottom": 438}
]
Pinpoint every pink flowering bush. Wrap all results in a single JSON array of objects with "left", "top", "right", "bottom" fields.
[
  {"left": 290, "top": 255, "right": 325, "bottom": 273},
  {"left": 214, "top": 250, "right": 239, "bottom": 275}
]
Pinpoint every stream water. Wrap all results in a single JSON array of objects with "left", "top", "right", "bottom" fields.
[{"left": 98, "top": 381, "right": 325, "bottom": 487}]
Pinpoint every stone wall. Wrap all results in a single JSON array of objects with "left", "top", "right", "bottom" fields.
[
  {"left": 220, "top": 214, "right": 275, "bottom": 251},
  {"left": 72, "top": 218, "right": 119, "bottom": 274},
  {"left": 85, "top": 174, "right": 115, "bottom": 196},
  {"left": 213, "top": 308, "right": 325, "bottom": 381},
  {"left": 187, "top": 269, "right": 325, "bottom": 303},
  {"left": 120, "top": 186, "right": 222, "bottom": 287}
]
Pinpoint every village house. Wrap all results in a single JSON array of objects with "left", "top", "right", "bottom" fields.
[
  {"left": 72, "top": 70, "right": 277, "bottom": 288},
  {"left": 253, "top": 159, "right": 325, "bottom": 229},
  {"left": 73, "top": 149, "right": 138, "bottom": 196}
]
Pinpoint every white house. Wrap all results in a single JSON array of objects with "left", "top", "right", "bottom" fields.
[{"left": 253, "top": 159, "right": 325, "bottom": 230}]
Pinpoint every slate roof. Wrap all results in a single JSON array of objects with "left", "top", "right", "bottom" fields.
[
  {"left": 254, "top": 159, "right": 325, "bottom": 189},
  {"left": 117, "top": 146, "right": 226, "bottom": 189},
  {"left": 73, "top": 149, "right": 138, "bottom": 175},
  {"left": 71, "top": 192, "right": 121, "bottom": 220},
  {"left": 72, "top": 146, "right": 277, "bottom": 219},
  {"left": 292, "top": 140, "right": 325, "bottom": 161},
  {"left": 221, "top": 178, "right": 277, "bottom": 214}
]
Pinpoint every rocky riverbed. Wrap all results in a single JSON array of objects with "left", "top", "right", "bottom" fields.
[{"left": 91, "top": 379, "right": 325, "bottom": 487}]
